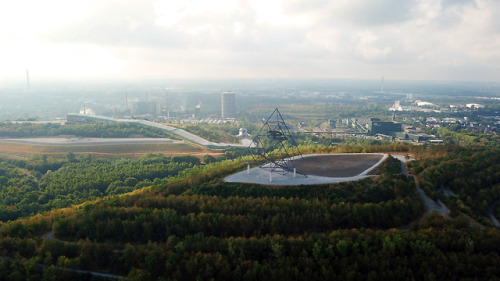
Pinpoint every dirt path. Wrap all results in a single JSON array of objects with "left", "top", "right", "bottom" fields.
[
  {"left": 488, "top": 200, "right": 500, "bottom": 227},
  {"left": 0, "top": 254, "right": 127, "bottom": 280},
  {"left": 42, "top": 231, "right": 55, "bottom": 239},
  {"left": 39, "top": 231, "right": 128, "bottom": 279},
  {"left": 391, "top": 154, "right": 450, "bottom": 216}
]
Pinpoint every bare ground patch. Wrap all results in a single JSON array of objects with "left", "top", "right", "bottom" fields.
[
  {"left": 0, "top": 142, "right": 210, "bottom": 159},
  {"left": 293, "top": 154, "right": 384, "bottom": 177}
]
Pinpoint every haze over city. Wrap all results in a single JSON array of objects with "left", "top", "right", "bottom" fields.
[{"left": 1, "top": 0, "right": 499, "bottom": 83}]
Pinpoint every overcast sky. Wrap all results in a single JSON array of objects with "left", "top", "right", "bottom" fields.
[{"left": 1, "top": 0, "right": 499, "bottom": 82}]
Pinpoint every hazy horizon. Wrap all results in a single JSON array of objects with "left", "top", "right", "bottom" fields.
[{"left": 2, "top": 76, "right": 500, "bottom": 88}]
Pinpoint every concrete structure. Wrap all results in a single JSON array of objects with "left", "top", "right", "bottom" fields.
[
  {"left": 224, "top": 153, "right": 388, "bottom": 186},
  {"left": 221, "top": 92, "right": 236, "bottom": 119}
]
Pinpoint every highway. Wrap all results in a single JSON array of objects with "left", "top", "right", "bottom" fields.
[{"left": 77, "top": 114, "right": 253, "bottom": 149}]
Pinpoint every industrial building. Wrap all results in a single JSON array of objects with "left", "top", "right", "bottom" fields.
[
  {"left": 466, "top": 103, "right": 485, "bottom": 109},
  {"left": 221, "top": 92, "right": 236, "bottom": 119},
  {"left": 367, "top": 118, "right": 402, "bottom": 135}
]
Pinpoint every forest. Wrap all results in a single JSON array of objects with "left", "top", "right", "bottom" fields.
[
  {"left": 409, "top": 145, "right": 500, "bottom": 225},
  {"left": 0, "top": 153, "right": 200, "bottom": 222},
  {"left": 0, "top": 133, "right": 499, "bottom": 280},
  {"left": 435, "top": 126, "right": 499, "bottom": 147}
]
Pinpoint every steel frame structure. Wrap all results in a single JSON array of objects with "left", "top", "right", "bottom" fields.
[{"left": 249, "top": 108, "right": 306, "bottom": 176}]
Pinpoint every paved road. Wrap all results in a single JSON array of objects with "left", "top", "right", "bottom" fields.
[
  {"left": 391, "top": 154, "right": 450, "bottom": 215},
  {"left": 77, "top": 114, "right": 253, "bottom": 149}
]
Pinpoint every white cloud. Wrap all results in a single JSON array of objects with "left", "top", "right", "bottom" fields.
[
  {"left": 154, "top": 0, "right": 240, "bottom": 27},
  {"left": 328, "top": 0, "right": 417, "bottom": 26},
  {"left": 0, "top": 1, "right": 94, "bottom": 38},
  {"left": 412, "top": 0, "right": 442, "bottom": 26},
  {"left": 0, "top": 0, "right": 499, "bottom": 81},
  {"left": 353, "top": 31, "right": 392, "bottom": 61}
]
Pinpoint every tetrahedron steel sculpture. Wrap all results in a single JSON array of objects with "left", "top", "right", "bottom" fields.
[{"left": 249, "top": 108, "right": 306, "bottom": 176}]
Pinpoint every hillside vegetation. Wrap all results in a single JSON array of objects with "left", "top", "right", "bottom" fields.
[
  {"left": 0, "top": 143, "right": 499, "bottom": 280},
  {"left": 0, "top": 153, "right": 200, "bottom": 221}
]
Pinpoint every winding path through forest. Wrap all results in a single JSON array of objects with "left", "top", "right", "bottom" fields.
[
  {"left": 488, "top": 200, "right": 500, "bottom": 227},
  {"left": 0, "top": 255, "right": 127, "bottom": 280},
  {"left": 391, "top": 154, "right": 450, "bottom": 216},
  {"left": 393, "top": 154, "right": 500, "bottom": 227}
]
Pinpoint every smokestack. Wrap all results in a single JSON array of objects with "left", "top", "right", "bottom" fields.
[
  {"left": 194, "top": 103, "right": 201, "bottom": 119},
  {"left": 165, "top": 90, "right": 168, "bottom": 111},
  {"left": 381, "top": 76, "right": 384, "bottom": 93}
]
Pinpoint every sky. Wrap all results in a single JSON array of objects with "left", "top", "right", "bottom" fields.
[{"left": 0, "top": 0, "right": 499, "bottom": 82}]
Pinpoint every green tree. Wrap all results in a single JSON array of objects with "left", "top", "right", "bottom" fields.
[
  {"left": 65, "top": 152, "right": 76, "bottom": 163},
  {"left": 203, "top": 154, "right": 216, "bottom": 164}
]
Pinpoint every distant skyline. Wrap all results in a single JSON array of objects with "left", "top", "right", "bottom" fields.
[{"left": 1, "top": 0, "right": 499, "bottom": 83}]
